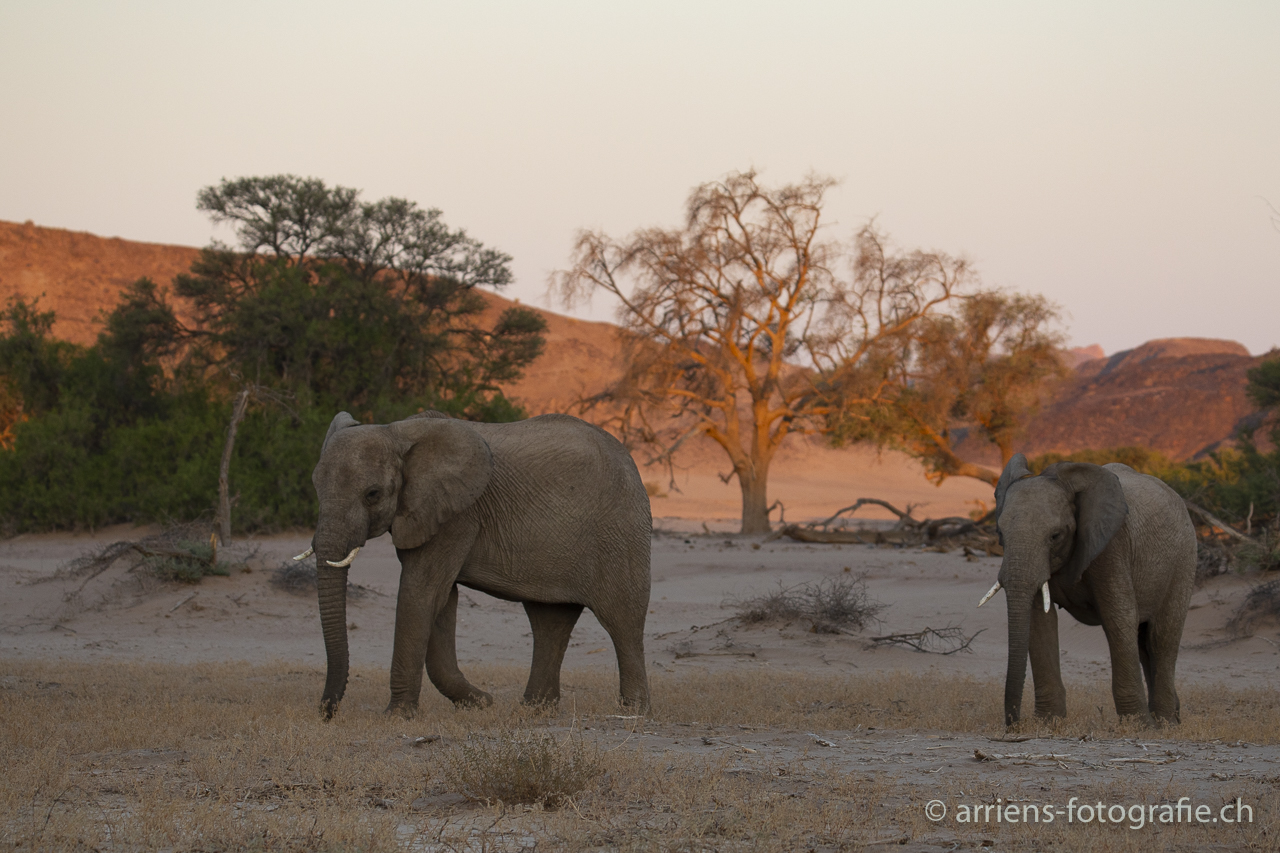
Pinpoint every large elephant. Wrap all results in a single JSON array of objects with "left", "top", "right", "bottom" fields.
[
  {"left": 980, "top": 454, "right": 1196, "bottom": 726},
  {"left": 298, "top": 410, "right": 652, "bottom": 718}
]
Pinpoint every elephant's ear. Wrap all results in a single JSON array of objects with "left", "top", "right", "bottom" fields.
[
  {"left": 322, "top": 412, "right": 360, "bottom": 454},
  {"left": 994, "top": 453, "right": 1032, "bottom": 521},
  {"left": 387, "top": 418, "right": 494, "bottom": 550},
  {"left": 1047, "top": 462, "right": 1129, "bottom": 587}
]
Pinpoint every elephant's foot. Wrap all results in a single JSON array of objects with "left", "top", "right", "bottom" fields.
[
  {"left": 521, "top": 691, "right": 559, "bottom": 708},
  {"left": 1033, "top": 702, "right": 1066, "bottom": 721},
  {"left": 618, "top": 693, "right": 651, "bottom": 715},
  {"left": 451, "top": 690, "right": 493, "bottom": 709},
  {"left": 1117, "top": 710, "right": 1157, "bottom": 728},
  {"left": 385, "top": 699, "right": 420, "bottom": 719}
]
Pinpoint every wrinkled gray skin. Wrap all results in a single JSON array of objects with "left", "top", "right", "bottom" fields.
[
  {"left": 309, "top": 411, "right": 651, "bottom": 719},
  {"left": 991, "top": 454, "right": 1196, "bottom": 727}
]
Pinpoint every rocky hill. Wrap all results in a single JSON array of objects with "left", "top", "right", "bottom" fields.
[
  {"left": 1017, "top": 338, "right": 1267, "bottom": 461},
  {"left": 950, "top": 337, "right": 1269, "bottom": 465},
  {"left": 0, "top": 220, "right": 201, "bottom": 344},
  {"left": 0, "top": 219, "right": 626, "bottom": 414}
]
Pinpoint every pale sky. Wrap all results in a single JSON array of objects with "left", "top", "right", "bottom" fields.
[{"left": 2, "top": 1, "right": 1277, "bottom": 355}]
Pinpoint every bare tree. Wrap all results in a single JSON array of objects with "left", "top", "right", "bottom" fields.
[
  {"left": 553, "top": 171, "right": 967, "bottom": 533},
  {"left": 874, "top": 291, "right": 1067, "bottom": 486},
  {"left": 213, "top": 381, "right": 294, "bottom": 543}
]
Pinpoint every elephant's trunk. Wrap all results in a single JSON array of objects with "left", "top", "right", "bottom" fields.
[
  {"left": 1004, "top": 595, "right": 1032, "bottom": 726},
  {"left": 317, "top": 563, "right": 350, "bottom": 719}
]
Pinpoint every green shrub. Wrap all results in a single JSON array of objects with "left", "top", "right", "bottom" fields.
[
  {"left": 142, "top": 539, "right": 231, "bottom": 583},
  {"left": 1028, "top": 446, "right": 1175, "bottom": 476}
]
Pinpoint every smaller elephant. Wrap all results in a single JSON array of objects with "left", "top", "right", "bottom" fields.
[{"left": 980, "top": 454, "right": 1196, "bottom": 727}]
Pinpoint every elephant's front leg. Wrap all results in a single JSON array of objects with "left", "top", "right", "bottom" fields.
[
  {"left": 425, "top": 585, "right": 493, "bottom": 707},
  {"left": 1028, "top": 596, "right": 1066, "bottom": 719},
  {"left": 388, "top": 522, "right": 478, "bottom": 717},
  {"left": 1098, "top": 600, "right": 1154, "bottom": 724}
]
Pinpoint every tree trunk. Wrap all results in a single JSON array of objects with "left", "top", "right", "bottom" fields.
[
  {"left": 215, "top": 389, "right": 252, "bottom": 544},
  {"left": 738, "top": 466, "right": 771, "bottom": 535}
]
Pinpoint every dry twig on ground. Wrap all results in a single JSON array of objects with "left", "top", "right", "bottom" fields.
[{"left": 866, "top": 626, "right": 985, "bottom": 655}]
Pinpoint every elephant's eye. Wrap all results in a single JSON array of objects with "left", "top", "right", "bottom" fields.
[{"left": 364, "top": 488, "right": 381, "bottom": 504}]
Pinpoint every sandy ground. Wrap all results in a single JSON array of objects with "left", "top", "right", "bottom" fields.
[{"left": 2, "top": 524, "right": 1276, "bottom": 696}]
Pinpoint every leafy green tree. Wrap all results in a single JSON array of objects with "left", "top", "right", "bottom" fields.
[
  {"left": 872, "top": 291, "right": 1067, "bottom": 486},
  {"left": 0, "top": 297, "right": 72, "bottom": 416},
  {"left": 1246, "top": 353, "right": 1280, "bottom": 417},
  {"left": 177, "top": 175, "right": 545, "bottom": 418},
  {"left": 0, "top": 282, "right": 216, "bottom": 531}
]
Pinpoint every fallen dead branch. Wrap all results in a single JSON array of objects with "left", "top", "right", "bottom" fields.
[
  {"left": 1184, "top": 500, "right": 1258, "bottom": 544},
  {"left": 53, "top": 524, "right": 234, "bottom": 586},
  {"left": 974, "top": 749, "right": 1072, "bottom": 762},
  {"left": 867, "top": 626, "right": 985, "bottom": 655},
  {"left": 767, "top": 498, "right": 1001, "bottom": 555}
]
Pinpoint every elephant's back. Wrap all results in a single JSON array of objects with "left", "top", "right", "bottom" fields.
[
  {"left": 460, "top": 415, "right": 651, "bottom": 603},
  {"left": 474, "top": 415, "right": 647, "bottom": 504},
  {"left": 1107, "top": 465, "right": 1194, "bottom": 540},
  {"left": 1107, "top": 464, "right": 1196, "bottom": 611}
]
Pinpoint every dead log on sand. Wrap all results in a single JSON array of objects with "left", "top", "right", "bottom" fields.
[{"left": 766, "top": 498, "right": 1002, "bottom": 555}]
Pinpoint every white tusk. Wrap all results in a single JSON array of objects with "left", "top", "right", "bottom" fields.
[
  {"left": 293, "top": 547, "right": 314, "bottom": 561},
  {"left": 327, "top": 547, "right": 361, "bottom": 568},
  {"left": 977, "top": 581, "right": 1002, "bottom": 607},
  {"left": 1042, "top": 581, "right": 1052, "bottom": 612}
]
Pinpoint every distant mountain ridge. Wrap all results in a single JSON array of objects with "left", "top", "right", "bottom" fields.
[
  {"left": 1016, "top": 338, "right": 1266, "bottom": 461},
  {"left": 1, "top": 220, "right": 1267, "bottom": 467}
]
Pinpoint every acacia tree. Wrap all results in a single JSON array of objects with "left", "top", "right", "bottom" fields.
[
  {"left": 865, "top": 292, "right": 1067, "bottom": 486},
  {"left": 554, "top": 171, "right": 968, "bottom": 533},
  {"left": 177, "top": 175, "right": 545, "bottom": 418}
]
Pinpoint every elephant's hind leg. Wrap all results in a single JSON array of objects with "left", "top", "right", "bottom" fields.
[
  {"left": 592, "top": 601, "right": 650, "bottom": 712},
  {"left": 1146, "top": 613, "right": 1185, "bottom": 723},
  {"left": 522, "top": 601, "right": 584, "bottom": 705},
  {"left": 425, "top": 585, "right": 493, "bottom": 708},
  {"left": 1137, "top": 621, "right": 1156, "bottom": 712}
]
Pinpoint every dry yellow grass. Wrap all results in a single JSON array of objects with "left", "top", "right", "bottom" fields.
[{"left": 1, "top": 658, "right": 1274, "bottom": 851}]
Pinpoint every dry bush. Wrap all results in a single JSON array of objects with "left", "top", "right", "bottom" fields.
[
  {"left": 269, "top": 560, "right": 369, "bottom": 599},
  {"left": 730, "top": 574, "right": 883, "bottom": 633},
  {"left": 1227, "top": 578, "right": 1280, "bottom": 637},
  {"left": 1193, "top": 528, "right": 1279, "bottom": 584},
  {"left": 140, "top": 541, "right": 231, "bottom": 583},
  {"left": 441, "top": 727, "right": 601, "bottom": 807}
]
